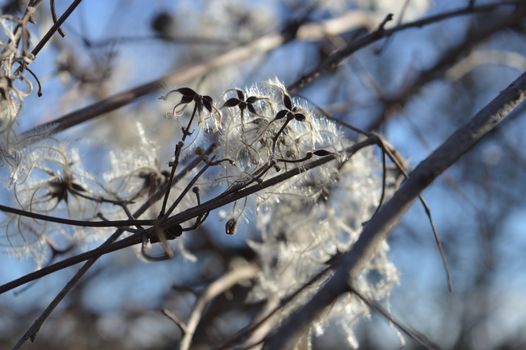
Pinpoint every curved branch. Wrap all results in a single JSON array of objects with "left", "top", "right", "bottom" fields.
[
  {"left": 0, "top": 203, "right": 154, "bottom": 227},
  {"left": 31, "top": 0, "right": 82, "bottom": 58},
  {"left": 179, "top": 264, "right": 258, "bottom": 350}
]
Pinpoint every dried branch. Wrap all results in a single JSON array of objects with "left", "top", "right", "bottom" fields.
[{"left": 262, "top": 71, "right": 526, "bottom": 349}]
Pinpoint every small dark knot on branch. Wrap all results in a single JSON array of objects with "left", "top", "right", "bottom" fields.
[{"left": 378, "top": 13, "right": 394, "bottom": 32}]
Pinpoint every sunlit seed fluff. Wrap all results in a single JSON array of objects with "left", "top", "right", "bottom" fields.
[
  {"left": 103, "top": 122, "right": 162, "bottom": 203},
  {"left": 218, "top": 79, "right": 345, "bottom": 192},
  {"left": 1, "top": 11, "right": 38, "bottom": 179},
  {"left": 249, "top": 137, "right": 399, "bottom": 348}
]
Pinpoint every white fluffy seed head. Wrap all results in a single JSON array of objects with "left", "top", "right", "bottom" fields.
[{"left": 218, "top": 79, "right": 345, "bottom": 191}]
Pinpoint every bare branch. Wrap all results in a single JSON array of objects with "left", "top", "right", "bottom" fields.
[
  {"left": 21, "top": 2, "right": 517, "bottom": 139},
  {"left": 367, "top": 9, "right": 525, "bottom": 130}
]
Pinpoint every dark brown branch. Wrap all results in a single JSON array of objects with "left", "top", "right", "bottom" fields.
[{"left": 262, "top": 71, "right": 526, "bottom": 349}]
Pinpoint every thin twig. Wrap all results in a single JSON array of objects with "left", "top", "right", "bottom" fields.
[
  {"left": 84, "top": 34, "right": 235, "bottom": 47},
  {"left": 50, "top": 0, "right": 65, "bottom": 37},
  {"left": 165, "top": 159, "right": 213, "bottom": 217},
  {"left": 162, "top": 308, "right": 189, "bottom": 334},
  {"left": 377, "top": 138, "right": 453, "bottom": 292},
  {"left": 0, "top": 203, "right": 154, "bottom": 228}
]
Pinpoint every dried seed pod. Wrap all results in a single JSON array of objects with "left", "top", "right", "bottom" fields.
[
  {"left": 151, "top": 12, "right": 175, "bottom": 39},
  {"left": 313, "top": 149, "right": 332, "bottom": 157},
  {"left": 166, "top": 224, "right": 183, "bottom": 239},
  {"left": 150, "top": 224, "right": 182, "bottom": 243},
  {"left": 225, "top": 218, "right": 238, "bottom": 235}
]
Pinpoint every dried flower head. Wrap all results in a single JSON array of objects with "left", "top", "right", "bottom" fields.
[{"left": 160, "top": 87, "right": 222, "bottom": 131}]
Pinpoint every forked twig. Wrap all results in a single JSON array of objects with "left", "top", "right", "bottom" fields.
[{"left": 376, "top": 137, "right": 453, "bottom": 292}]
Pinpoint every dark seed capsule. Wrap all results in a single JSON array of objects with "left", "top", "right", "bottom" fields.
[
  {"left": 165, "top": 225, "right": 183, "bottom": 240},
  {"left": 149, "top": 225, "right": 182, "bottom": 243},
  {"left": 225, "top": 218, "right": 238, "bottom": 235},
  {"left": 151, "top": 12, "right": 174, "bottom": 38},
  {"left": 195, "top": 147, "right": 205, "bottom": 156},
  {"left": 313, "top": 149, "right": 332, "bottom": 156}
]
